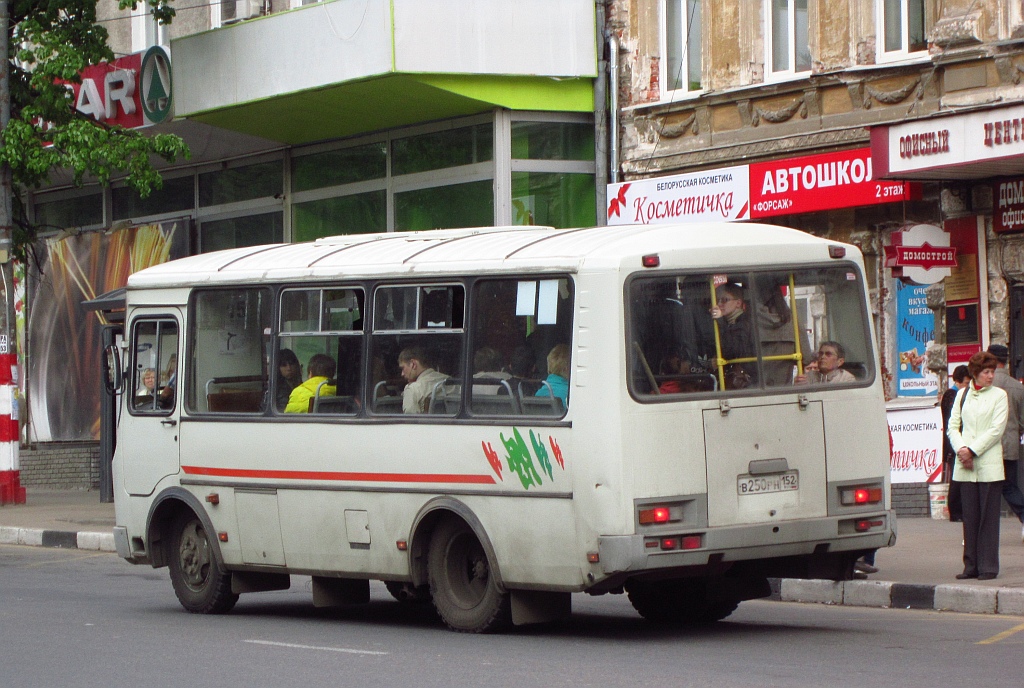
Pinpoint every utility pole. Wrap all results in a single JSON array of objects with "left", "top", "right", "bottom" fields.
[{"left": 0, "top": 0, "right": 24, "bottom": 505}]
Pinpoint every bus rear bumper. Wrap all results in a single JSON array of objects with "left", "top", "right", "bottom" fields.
[{"left": 597, "top": 510, "right": 895, "bottom": 577}]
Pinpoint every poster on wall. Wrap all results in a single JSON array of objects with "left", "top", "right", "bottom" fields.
[
  {"left": 888, "top": 404, "right": 944, "bottom": 483},
  {"left": 27, "top": 221, "right": 188, "bottom": 442},
  {"left": 894, "top": 279, "right": 938, "bottom": 396}
]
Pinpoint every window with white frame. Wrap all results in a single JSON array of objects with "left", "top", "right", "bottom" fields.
[
  {"left": 662, "top": 0, "right": 702, "bottom": 96},
  {"left": 766, "top": 0, "right": 810, "bottom": 78},
  {"left": 876, "top": 0, "right": 927, "bottom": 61}
]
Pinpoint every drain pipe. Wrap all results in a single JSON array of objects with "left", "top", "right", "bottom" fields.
[
  {"left": 594, "top": 2, "right": 608, "bottom": 223},
  {"left": 608, "top": 30, "right": 620, "bottom": 185}
]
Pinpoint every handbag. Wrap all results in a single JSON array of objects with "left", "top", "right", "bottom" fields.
[{"left": 956, "top": 388, "right": 973, "bottom": 472}]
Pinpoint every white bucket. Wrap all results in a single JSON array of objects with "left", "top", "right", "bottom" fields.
[{"left": 928, "top": 482, "right": 950, "bottom": 520}]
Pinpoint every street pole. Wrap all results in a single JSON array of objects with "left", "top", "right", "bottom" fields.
[{"left": 0, "top": 0, "right": 24, "bottom": 505}]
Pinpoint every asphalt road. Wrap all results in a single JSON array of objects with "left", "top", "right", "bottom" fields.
[{"left": 2, "top": 544, "right": 1024, "bottom": 688}]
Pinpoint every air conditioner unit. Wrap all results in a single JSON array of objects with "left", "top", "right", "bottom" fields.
[{"left": 222, "top": 0, "right": 261, "bottom": 24}]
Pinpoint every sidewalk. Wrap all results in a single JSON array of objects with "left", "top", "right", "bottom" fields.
[{"left": 3, "top": 489, "right": 1024, "bottom": 616}]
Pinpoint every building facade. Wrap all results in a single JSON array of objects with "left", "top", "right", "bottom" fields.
[{"left": 21, "top": 0, "right": 604, "bottom": 487}]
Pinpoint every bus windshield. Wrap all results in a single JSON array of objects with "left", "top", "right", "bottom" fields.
[{"left": 629, "top": 265, "right": 873, "bottom": 396}]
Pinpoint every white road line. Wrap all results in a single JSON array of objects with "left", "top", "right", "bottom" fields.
[{"left": 244, "top": 639, "right": 388, "bottom": 656}]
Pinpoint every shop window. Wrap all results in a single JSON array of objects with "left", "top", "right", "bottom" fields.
[
  {"left": 35, "top": 192, "right": 103, "bottom": 229},
  {"left": 511, "top": 122, "right": 595, "bottom": 161},
  {"left": 661, "top": 0, "right": 702, "bottom": 95},
  {"left": 369, "top": 284, "right": 465, "bottom": 415},
  {"left": 199, "top": 161, "right": 282, "bottom": 207},
  {"left": 188, "top": 288, "right": 271, "bottom": 414},
  {"left": 113, "top": 175, "right": 194, "bottom": 221},
  {"left": 276, "top": 288, "right": 364, "bottom": 415},
  {"left": 292, "top": 142, "right": 387, "bottom": 193},
  {"left": 877, "top": 0, "right": 927, "bottom": 61},
  {"left": 511, "top": 172, "right": 595, "bottom": 228},
  {"left": 392, "top": 124, "right": 493, "bottom": 176},
  {"left": 394, "top": 180, "right": 493, "bottom": 231},
  {"left": 200, "top": 211, "right": 283, "bottom": 253},
  {"left": 292, "top": 191, "right": 386, "bottom": 242},
  {"left": 766, "top": 0, "right": 810, "bottom": 78}
]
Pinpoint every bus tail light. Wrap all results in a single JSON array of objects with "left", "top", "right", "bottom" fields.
[
  {"left": 840, "top": 485, "right": 883, "bottom": 506},
  {"left": 639, "top": 506, "right": 672, "bottom": 524},
  {"left": 680, "top": 535, "right": 702, "bottom": 550},
  {"left": 855, "top": 519, "right": 884, "bottom": 532},
  {"left": 829, "top": 245, "right": 846, "bottom": 259},
  {"left": 642, "top": 254, "right": 660, "bottom": 268}
]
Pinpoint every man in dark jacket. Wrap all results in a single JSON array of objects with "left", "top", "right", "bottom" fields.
[{"left": 987, "top": 344, "right": 1024, "bottom": 542}]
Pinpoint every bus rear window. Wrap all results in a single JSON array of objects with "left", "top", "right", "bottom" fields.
[{"left": 629, "top": 267, "right": 872, "bottom": 397}]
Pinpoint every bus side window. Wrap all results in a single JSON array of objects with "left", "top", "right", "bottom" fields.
[
  {"left": 277, "top": 287, "right": 364, "bottom": 416},
  {"left": 370, "top": 284, "right": 465, "bottom": 416},
  {"left": 189, "top": 288, "right": 272, "bottom": 414},
  {"left": 468, "top": 278, "right": 573, "bottom": 417}
]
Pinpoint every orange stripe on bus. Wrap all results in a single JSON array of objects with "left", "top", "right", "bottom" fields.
[{"left": 181, "top": 465, "right": 497, "bottom": 484}]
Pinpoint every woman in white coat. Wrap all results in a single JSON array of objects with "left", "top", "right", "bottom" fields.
[{"left": 948, "top": 350, "right": 1008, "bottom": 580}]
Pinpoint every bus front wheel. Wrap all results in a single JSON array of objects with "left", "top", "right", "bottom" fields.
[
  {"left": 427, "top": 519, "right": 511, "bottom": 633},
  {"left": 168, "top": 512, "right": 238, "bottom": 614}
]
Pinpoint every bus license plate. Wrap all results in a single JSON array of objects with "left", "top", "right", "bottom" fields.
[{"left": 737, "top": 471, "right": 799, "bottom": 495}]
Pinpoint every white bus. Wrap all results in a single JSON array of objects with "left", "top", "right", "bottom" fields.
[{"left": 110, "top": 223, "right": 894, "bottom": 632}]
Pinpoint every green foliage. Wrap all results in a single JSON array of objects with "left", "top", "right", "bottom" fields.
[{"left": 0, "top": 0, "right": 187, "bottom": 253}]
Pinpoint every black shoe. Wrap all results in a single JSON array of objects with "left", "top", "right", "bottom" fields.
[
  {"left": 955, "top": 572, "right": 978, "bottom": 580},
  {"left": 978, "top": 573, "right": 997, "bottom": 581}
]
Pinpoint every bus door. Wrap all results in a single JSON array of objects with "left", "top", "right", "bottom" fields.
[
  {"left": 702, "top": 401, "right": 827, "bottom": 527},
  {"left": 121, "top": 311, "right": 181, "bottom": 496}
]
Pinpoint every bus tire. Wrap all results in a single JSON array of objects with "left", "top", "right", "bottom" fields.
[
  {"left": 427, "top": 519, "right": 511, "bottom": 633},
  {"left": 168, "top": 512, "right": 238, "bottom": 615},
  {"left": 626, "top": 579, "right": 738, "bottom": 625}
]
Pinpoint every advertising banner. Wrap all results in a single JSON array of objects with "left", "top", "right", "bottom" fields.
[
  {"left": 748, "top": 148, "right": 915, "bottom": 218},
  {"left": 606, "top": 148, "right": 916, "bottom": 226},
  {"left": 27, "top": 221, "right": 187, "bottom": 441},
  {"left": 606, "top": 166, "right": 750, "bottom": 226},
  {"left": 994, "top": 177, "right": 1024, "bottom": 234},
  {"left": 888, "top": 404, "right": 944, "bottom": 483},
  {"left": 894, "top": 279, "right": 938, "bottom": 397}
]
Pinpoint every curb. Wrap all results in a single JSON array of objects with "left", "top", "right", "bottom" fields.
[
  {"left": 0, "top": 526, "right": 115, "bottom": 552},
  {"left": 2, "top": 531, "right": 1022, "bottom": 617},
  {"left": 769, "top": 576, "right": 1024, "bottom": 617}
]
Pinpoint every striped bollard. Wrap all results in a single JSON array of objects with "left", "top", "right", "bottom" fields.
[{"left": 0, "top": 350, "right": 24, "bottom": 504}]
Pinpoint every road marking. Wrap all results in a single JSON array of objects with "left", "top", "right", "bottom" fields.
[
  {"left": 243, "top": 639, "right": 388, "bottom": 655},
  {"left": 21, "top": 552, "right": 110, "bottom": 568},
  {"left": 977, "top": 621, "right": 1024, "bottom": 645}
]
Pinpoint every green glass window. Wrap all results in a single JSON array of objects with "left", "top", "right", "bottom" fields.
[
  {"left": 392, "top": 124, "right": 493, "bottom": 175},
  {"left": 200, "top": 212, "right": 283, "bottom": 253},
  {"left": 394, "top": 181, "right": 493, "bottom": 231},
  {"left": 199, "top": 161, "right": 282, "bottom": 207},
  {"left": 292, "top": 191, "right": 386, "bottom": 243},
  {"left": 511, "top": 122, "right": 595, "bottom": 161},
  {"left": 292, "top": 143, "right": 387, "bottom": 193},
  {"left": 35, "top": 193, "right": 103, "bottom": 228},
  {"left": 511, "top": 172, "right": 595, "bottom": 228},
  {"left": 113, "top": 176, "right": 194, "bottom": 220}
]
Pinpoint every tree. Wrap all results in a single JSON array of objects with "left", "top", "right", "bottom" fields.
[{"left": 0, "top": 0, "right": 187, "bottom": 259}]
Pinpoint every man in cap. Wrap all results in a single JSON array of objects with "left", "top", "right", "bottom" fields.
[{"left": 987, "top": 343, "right": 1024, "bottom": 541}]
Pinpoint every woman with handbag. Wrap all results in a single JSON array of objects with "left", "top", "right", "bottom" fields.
[
  {"left": 940, "top": 365, "right": 971, "bottom": 522},
  {"left": 948, "top": 351, "right": 1008, "bottom": 580}
]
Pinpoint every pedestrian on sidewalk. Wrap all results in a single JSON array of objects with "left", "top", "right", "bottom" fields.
[
  {"left": 940, "top": 365, "right": 971, "bottom": 522},
  {"left": 948, "top": 350, "right": 1008, "bottom": 581},
  {"left": 986, "top": 344, "right": 1024, "bottom": 541}
]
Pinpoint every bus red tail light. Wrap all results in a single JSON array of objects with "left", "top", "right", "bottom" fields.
[
  {"left": 855, "top": 519, "right": 884, "bottom": 532},
  {"left": 660, "top": 537, "right": 678, "bottom": 550},
  {"left": 840, "top": 485, "right": 883, "bottom": 506},
  {"left": 639, "top": 506, "right": 672, "bottom": 524},
  {"left": 680, "top": 535, "right": 702, "bottom": 550}
]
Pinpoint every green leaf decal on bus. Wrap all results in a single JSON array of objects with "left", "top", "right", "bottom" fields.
[
  {"left": 500, "top": 428, "right": 543, "bottom": 489},
  {"left": 530, "top": 430, "right": 553, "bottom": 480}
]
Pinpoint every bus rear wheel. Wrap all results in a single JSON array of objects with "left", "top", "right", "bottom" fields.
[
  {"left": 427, "top": 519, "right": 511, "bottom": 633},
  {"left": 626, "top": 579, "right": 739, "bottom": 625},
  {"left": 168, "top": 512, "right": 238, "bottom": 614}
]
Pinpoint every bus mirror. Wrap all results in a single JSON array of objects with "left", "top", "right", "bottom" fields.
[{"left": 104, "top": 343, "right": 123, "bottom": 395}]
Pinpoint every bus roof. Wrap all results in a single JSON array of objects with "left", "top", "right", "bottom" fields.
[{"left": 126, "top": 223, "right": 849, "bottom": 289}]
